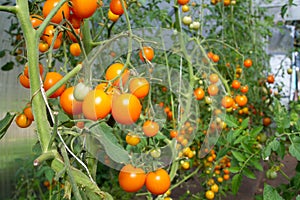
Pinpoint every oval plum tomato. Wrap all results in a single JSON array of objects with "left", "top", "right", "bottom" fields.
[
  {"left": 207, "top": 84, "right": 219, "bottom": 96},
  {"left": 42, "top": 0, "right": 70, "bottom": 24},
  {"left": 110, "top": 0, "right": 127, "bottom": 15},
  {"left": 43, "top": 72, "right": 66, "bottom": 98},
  {"left": 39, "top": 42, "right": 49, "bottom": 53},
  {"left": 82, "top": 89, "right": 111, "bottom": 121},
  {"left": 108, "top": 9, "right": 120, "bottom": 22},
  {"left": 23, "top": 104, "right": 34, "bottom": 121},
  {"left": 231, "top": 80, "right": 241, "bottom": 89},
  {"left": 194, "top": 87, "right": 205, "bottom": 100},
  {"left": 125, "top": 133, "right": 140, "bottom": 146},
  {"left": 139, "top": 46, "right": 154, "bottom": 62},
  {"left": 19, "top": 74, "right": 30, "bottom": 88},
  {"left": 105, "top": 63, "right": 130, "bottom": 86},
  {"left": 177, "top": 0, "right": 189, "bottom": 5},
  {"left": 145, "top": 168, "right": 171, "bottom": 195},
  {"left": 71, "top": 0, "right": 98, "bottom": 19},
  {"left": 267, "top": 74, "right": 275, "bottom": 84},
  {"left": 111, "top": 93, "right": 142, "bottom": 125},
  {"left": 15, "top": 113, "right": 32, "bottom": 128},
  {"left": 240, "top": 85, "right": 249, "bottom": 93},
  {"left": 243, "top": 58, "right": 252, "bottom": 68},
  {"left": 30, "top": 15, "right": 43, "bottom": 29},
  {"left": 118, "top": 164, "right": 146, "bottom": 193},
  {"left": 24, "top": 63, "right": 44, "bottom": 79},
  {"left": 60, "top": 87, "right": 83, "bottom": 115},
  {"left": 235, "top": 95, "right": 248, "bottom": 107},
  {"left": 209, "top": 73, "right": 219, "bottom": 83},
  {"left": 70, "top": 43, "right": 81, "bottom": 56},
  {"left": 221, "top": 96, "right": 234, "bottom": 108},
  {"left": 129, "top": 77, "right": 150, "bottom": 99},
  {"left": 143, "top": 120, "right": 159, "bottom": 137}
]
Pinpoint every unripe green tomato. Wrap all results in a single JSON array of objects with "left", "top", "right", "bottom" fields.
[
  {"left": 73, "top": 82, "right": 91, "bottom": 101},
  {"left": 150, "top": 148, "right": 161, "bottom": 158},
  {"left": 287, "top": 68, "right": 293, "bottom": 74},
  {"left": 191, "top": 21, "right": 200, "bottom": 30},
  {"left": 182, "top": 16, "right": 192, "bottom": 25},
  {"left": 266, "top": 169, "right": 277, "bottom": 179}
]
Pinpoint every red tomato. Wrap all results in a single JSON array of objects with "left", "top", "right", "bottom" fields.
[{"left": 110, "top": 0, "right": 127, "bottom": 15}]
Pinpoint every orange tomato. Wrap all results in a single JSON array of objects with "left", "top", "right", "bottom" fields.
[
  {"left": 60, "top": 87, "right": 83, "bottom": 115},
  {"left": 42, "top": 0, "right": 70, "bottom": 24},
  {"left": 231, "top": 80, "right": 241, "bottom": 89},
  {"left": 19, "top": 74, "right": 30, "bottom": 89},
  {"left": 39, "top": 42, "right": 49, "bottom": 53},
  {"left": 240, "top": 85, "right": 249, "bottom": 93},
  {"left": 82, "top": 89, "right": 111, "bottom": 120},
  {"left": 129, "top": 77, "right": 150, "bottom": 98},
  {"left": 43, "top": 72, "right": 66, "bottom": 98},
  {"left": 208, "top": 84, "right": 219, "bottom": 96},
  {"left": 209, "top": 73, "right": 219, "bottom": 83},
  {"left": 118, "top": 164, "right": 146, "bottom": 192},
  {"left": 23, "top": 104, "right": 34, "bottom": 121},
  {"left": 145, "top": 169, "right": 171, "bottom": 195},
  {"left": 23, "top": 63, "right": 44, "bottom": 79},
  {"left": 263, "top": 117, "right": 271, "bottom": 126},
  {"left": 111, "top": 93, "right": 142, "bottom": 125},
  {"left": 15, "top": 113, "right": 32, "bottom": 128},
  {"left": 143, "top": 120, "right": 159, "bottom": 137},
  {"left": 70, "top": 43, "right": 81, "bottom": 56},
  {"left": 105, "top": 63, "right": 130, "bottom": 86},
  {"left": 235, "top": 95, "right": 248, "bottom": 107},
  {"left": 71, "top": 0, "right": 98, "bottom": 19},
  {"left": 212, "top": 54, "right": 220, "bottom": 63},
  {"left": 221, "top": 96, "right": 234, "bottom": 108},
  {"left": 243, "top": 58, "right": 252, "bottom": 68},
  {"left": 108, "top": 9, "right": 120, "bottom": 22},
  {"left": 110, "top": 0, "right": 127, "bottom": 15},
  {"left": 30, "top": 15, "right": 43, "bottom": 29},
  {"left": 194, "top": 87, "right": 205, "bottom": 100},
  {"left": 267, "top": 74, "right": 275, "bottom": 84},
  {"left": 177, "top": 0, "right": 189, "bottom": 5},
  {"left": 139, "top": 46, "right": 154, "bottom": 62}
]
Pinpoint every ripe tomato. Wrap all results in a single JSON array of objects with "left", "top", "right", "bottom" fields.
[
  {"left": 108, "top": 9, "right": 120, "bottom": 22},
  {"left": 205, "top": 190, "right": 215, "bottom": 199},
  {"left": 181, "top": 161, "right": 190, "bottom": 170},
  {"left": 240, "top": 85, "right": 249, "bottom": 93},
  {"left": 177, "top": 0, "right": 189, "bottom": 5},
  {"left": 19, "top": 74, "right": 30, "bottom": 88},
  {"left": 263, "top": 117, "right": 271, "bottom": 126},
  {"left": 145, "top": 168, "right": 171, "bottom": 195},
  {"left": 182, "top": 4, "right": 189, "bottom": 12},
  {"left": 69, "top": 14, "right": 82, "bottom": 29},
  {"left": 207, "top": 84, "right": 219, "bottom": 96},
  {"left": 221, "top": 96, "right": 234, "bottom": 108},
  {"left": 207, "top": 51, "right": 214, "bottom": 59},
  {"left": 71, "top": 0, "right": 98, "bottom": 19},
  {"left": 231, "top": 80, "right": 241, "bottom": 89},
  {"left": 39, "top": 42, "right": 49, "bottom": 53},
  {"left": 224, "top": 0, "right": 230, "bottom": 6},
  {"left": 125, "top": 133, "right": 140, "bottom": 146},
  {"left": 170, "top": 130, "right": 178, "bottom": 138},
  {"left": 110, "top": 0, "right": 127, "bottom": 15},
  {"left": 118, "top": 164, "right": 146, "bottom": 192},
  {"left": 67, "top": 28, "right": 81, "bottom": 43},
  {"left": 209, "top": 73, "right": 219, "bottom": 83},
  {"left": 30, "top": 15, "right": 43, "bottom": 29},
  {"left": 267, "top": 74, "right": 275, "bottom": 84},
  {"left": 211, "top": 184, "right": 219, "bottom": 193},
  {"left": 139, "top": 46, "right": 154, "bottom": 62},
  {"left": 82, "top": 89, "right": 111, "bottom": 121},
  {"left": 15, "top": 113, "right": 32, "bottom": 128},
  {"left": 105, "top": 63, "right": 130, "bottom": 86},
  {"left": 129, "top": 77, "right": 150, "bottom": 99},
  {"left": 243, "top": 58, "right": 252, "bottom": 68},
  {"left": 60, "top": 87, "right": 83, "bottom": 115},
  {"left": 23, "top": 104, "right": 34, "bottom": 121},
  {"left": 194, "top": 87, "right": 205, "bottom": 100},
  {"left": 235, "top": 95, "right": 248, "bottom": 107},
  {"left": 42, "top": 0, "right": 70, "bottom": 24},
  {"left": 111, "top": 93, "right": 142, "bottom": 125},
  {"left": 24, "top": 63, "right": 44, "bottom": 79},
  {"left": 43, "top": 72, "right": 66, "bottom": 98},
  {"left": 42, "top": 25, "right": 63, "bottom": 49},
  {"left": 143, "top": 120, "right": 159, "bottom": 137},
  {"left": 70, "top": 43, "right": 81, "bottom": 56},
  {"left": 212, "top": 54, "right": 220, "bottom": 63}
]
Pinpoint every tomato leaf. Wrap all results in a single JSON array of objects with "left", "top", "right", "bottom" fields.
[
  {"left": 89, "top": 123, "right": 130, "bottom": 164},
  {"left": 270, "top": 139, "right": 280, "bottom": 151},
  {"left": 232, "top": 151, "right": 246, "bottom": 162},
  {"left": 263, "top": 184, "right": 284, "bottom": 200},
  {"left": 231, "top": 174, "right": 242, "bottom": 195},
  {"left": 1, "top": 61, "right": 14, "bottom": 71},
  {"left": 289, "top": 142, "right": 300, "bottom": 161},
  {"left": 220, "top": 113, "right": 238, "bottom": 128},
  {"left": 240, "top": 117, "right": 249, "bottom": 129},
  {"left": 0, "top": 112, "right": 16, "bottom": 140},
  {"left": 250, "top": 158, "right": 263, "bottom": 171},
  {"left": 249, "top": 126, "right": 263, "bottom": 137},
  {"left": 243, "top": 167, "right": 256, "bottom": 179},
  {"left": 229, "top": 166, "right": 240, "bottom": 173}
]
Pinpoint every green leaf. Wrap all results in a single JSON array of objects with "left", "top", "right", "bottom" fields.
[
  {"left": 250, "top": 158, "right": 263, "bottom": 171},
  {"left": 90, "top": 123, "right": 130, "bottom": 164},
  {"left": 229, "top": 166, "right": 240, "bottom": 173},
  {"left": 289, "top": 143, "right": 300, "bottom": 161},
  {"left": 45, "top": 168, "right": 55, "bottom": 182},
  {"left": 250, "top": 126, "right": 263, "bottom": 137},
  {"left": 0, "top": 112, "right": 16, "bottom": 140},
  {"left": 216, "top": 147, "right": 228, "bottom": 160},
  {"left": 0, "top": 50, "right": 5, "bottom": 58},
  {"left": 1, "top": 61, "right": 14, "bottom": 71},
  {"left": 240, "top": 118, "right": 249, "bottom": 129},
  {"left": 234, "top": 135, "right": 247, "bottom": 145},
  {"left": 231, "top": 174, "right": 242, "bottom": 195},
  {"left": 232, "top": 151, "right": 246, "bottom": 162},
  {"left": 220, "top": 113, "right": 238, "bottom": 128},
  {"left": 270, "top": 139, "right": 280, "bottom": 151},
  {"left": 263, "top": 184, "right": 284, "bottom": 200},
  {"left": 296, "top": 195, "right": 300, "bottom": 200},
  {"left": 243, "top": 168, "right": 256, "bottom": 179}
]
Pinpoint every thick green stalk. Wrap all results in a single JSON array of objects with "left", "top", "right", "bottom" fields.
[{"left": 15, "top": 0, "right": 51, "bottom": 152}]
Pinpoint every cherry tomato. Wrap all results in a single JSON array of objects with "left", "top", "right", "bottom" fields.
[
  {"left": 70, "top": 43, "right": 81, "bottom": 56},
  {"left": 69, "top": 14, "right": 82, "bottom": 29},
  {"left": 243, "top": 58, "right": 252, "bottom": 68},
  {"left": 60, "top": 87, "right": 83, "bottom": 115},
  {"left": 194, "top": 87, "right": 205, "bottom": 100},
  {"left": 240, "top": 85, "right": 249, "bottom": 93},
  {"left": 15, "top": 113, "right": 32, "bottom": 128},
  {"left": 235, "top": 95, "right": 248, "bottom": 107},
  {"left": 111, "top": 93, "right": 142, "bottom": 125},
  {"left": 231, "top": 80, "right": 241, "bottom": 89},
  {"left": 43, "top": 72, "right": 66, "bottom": 98},
  {"left": 30, "top": 14, "right": 43, "bottom": 29},
  {"left": 110, "top": 0, "right": 127, "bottom": 15},
  {"left": 42, "top": 0, "right": 70, "bottom": 24},
  {"left": 125, "top": 133, "right": 140, "bottom": 146},
  {"left": 129, "top": 77, "right": 150, "bottom": 99},
  {"left": 209, "top": 73, "right": 219, "bottom": 83},
  {"left": 143, "top": 120, "right": 159, "bottom": 137},
  {"left": 82, "top": 89, "right": 111, "bottom": 121},
  {"left": 207, "top": 84, "right": 219, "bottom": 96},
  {"left": 263, "top": 117, "right": 271, "bottom": 126},
  {"left": 23, "top": 104, "right": 34, "bottom": 121},
  {"left": 118, "top": 164, "right": 146, "bottom": 192},
  {"left": 108, "top": 9, "right": 120, "bottom": 22},
  {"left": 19, "top": 74, "right": 30, "bottom": 88},
  {"left": 39, "top": 42, "right": 49, "bottom": 53},
  {"left": 212, "top": 54, "right": 220, "bottom": 62},
  {"left": 23, "top": 63, "right": 44, "bottom": 79},
  {"left": 205, "top": 190, "right": 215, "bottom": 199},
  {"left": 211, "top": 184, "right": 219, "bottom": 193},
  {"left": 267, "top": 74, "right": 275, "bottom": 84},
  {"left": 139, "top": 46, "right": 154, "bottom": 62},
  {"left": 221, "top": 96, "right": 234, "bottom": 108},
  {"left": 71, "top": 0, "right": 98, "bottom": 19},
  {"left": 145, "top": 168, "right": 171, "bottom": 195},
  {"left": 177, "top": 0, "right": 189, "bottom": 5},
  {"left": 105, "top": 63, "right": 130, "bottom": 86},
  {"left": 67, "top": 27, "right": 82, "bottom": 43}
]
